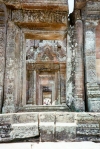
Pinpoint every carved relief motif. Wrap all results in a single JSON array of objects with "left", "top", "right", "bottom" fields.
[
  {"left": 12, "top": 10, "right": 67, "bottom": 24},
  {"left": 85, "top": 22, "right": 98, "bottom": 83},
  {"left": 84, "top": 20, "right": 100, "bottom": 111}
]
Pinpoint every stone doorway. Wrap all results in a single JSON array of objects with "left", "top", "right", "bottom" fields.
[{"left": 26, "top": 40, "right": 66, "bottom": 106}]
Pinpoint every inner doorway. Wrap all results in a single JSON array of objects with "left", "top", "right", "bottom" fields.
[{"left": 43, "top": 86, "right": 52, "bottom": 105}]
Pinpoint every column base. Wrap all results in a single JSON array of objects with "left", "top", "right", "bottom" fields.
[
  {"left": 2, "top": 105, "right": 16, "bottom": 113},
  {"left": 88, "top": 98, "right": 100, "bottom": 112},
  {"left": 66, "top": 97, "right": 85, "bottom": 112},
  {"left": 74, "top": 97, "right": 85, "bottom": 112}
]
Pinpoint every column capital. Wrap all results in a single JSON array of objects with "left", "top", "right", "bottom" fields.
[
  {"left": 85, "top": 20, "right": 99, "bottom": 30},
  {"left": 75, "top": 10, "right": 82, "bottom": 21}
]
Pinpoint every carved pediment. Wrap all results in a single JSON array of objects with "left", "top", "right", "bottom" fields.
[
  {"left": 38, "top": 44, "right": 57, "bottom": 61},
  {"left": 26, "top": 40, "right": 66, "bottom": 62}
]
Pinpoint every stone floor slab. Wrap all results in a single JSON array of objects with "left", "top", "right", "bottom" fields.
[{"left": 0, "top": 142, "right": 100, "bottom": 149}]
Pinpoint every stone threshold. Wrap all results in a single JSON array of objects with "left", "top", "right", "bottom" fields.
[{"left": 18, "top": 105, "right": 70, "bottom": 112}]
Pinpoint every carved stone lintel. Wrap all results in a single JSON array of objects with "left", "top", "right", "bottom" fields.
[
  {"left": 12, "top": 10, "right": 67, "bottom": 24},
  {"left": 26, "top": 63, "right": 60, "bottom": 72}
]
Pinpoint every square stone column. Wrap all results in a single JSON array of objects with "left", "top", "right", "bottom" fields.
[
  {"left": 84, "top": 21, "right": 100, "bottom": 112},
  {"left": 57, "top": 71, "right": 61, "bottom": 104},
  {"left": 66, "top": 30, "right": 74, "bottom": 109},
  {"left": 0, "top": 26, "right": 6, "bottom": 112},
  {"left": 66, "top": 25, "right": 85, "bottom": 112},
  {"left": 2, "top": 22, "right": 20, "bottom": 113},
  {"left": 33, "top": 70, "right": 36, "bottom": 105}
]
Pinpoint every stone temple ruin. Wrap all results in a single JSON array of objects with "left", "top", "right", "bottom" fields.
[{"left": 0, "top": 0, "right": 100, "bottom": 143}]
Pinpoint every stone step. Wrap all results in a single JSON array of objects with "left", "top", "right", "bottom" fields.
[
  {"left": 0, "top": 112, "right": 100, "bottom": 142},
  {"left": 10, "top": 123, "right": 39, "bottom": 139},
  {"left": 40, "top": 122, "right": 77, "bottom": 141}
]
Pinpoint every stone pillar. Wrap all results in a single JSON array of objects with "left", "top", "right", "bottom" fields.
[
  {"left": 60, "top": 64, "right": 66, "bottom": 104},
  {"left": 3, "top": 22, "right": 18, "bottom": 113},
  {"left": 84, "top": 21, "right": 100, "bottom": 112},
  {"left": 27, "top": 71, "right": 34, "bottom": 104},
  {"left": 74, "top": 20, "right": 85, "bottom": 111},
  {"left": 15, "top": 27, "right": 22, "bottom": 108},
  {"left": 19, "top": 30, "right": 24, "bottom": 107},
  {"left": 54, "top": 72, "right": 57, "bottom": 103},
  {"left": 66, "top": 29, "right": 75, "bottom": 109},
  {"left": 52, "top": 81, "right": 55, "bottom": 104},
  {"left": 22, "top": 33, "right": 26, "bottom": 106},
  {"left": 57, "top": 71, "right": 61, "bottom": 104},
  {"left": 0, "top": 26, "right": 6, "bottom": 112},
  {"left": 33, "top": 70, "right": 36, "bottom": 105},
  {"left": 36, "top": 72, "right": 40, "bottom": 105}
]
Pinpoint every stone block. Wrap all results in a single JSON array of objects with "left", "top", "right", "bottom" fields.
[
  {"left": 55, "top": 123, "right": 76, "bottom": 141},
  {"left": 77, "top": 123, "right": 99, "bottom": 128},
  {"left": 56, "top": 112, "right": 75, "bottom": 123},
  {"left": 39, "top": 112, "right": 55, "bottom": 122},
  {"left": 12, "top": 112, "right": 39, "bottom": 123},
  {"left": 40, "top": 122, "right": 54, "bottom": 142},
  {"left": 0, "top": 114, "right": 13, "bottom": 124},
  {"left": 76, "top": 113, "right": 100, "bottom": 124},
  {"left": 10, "top": 123, "right": 39, "bottom": 139},
  {"left": 77, "top": 128, "right": 100, "bottom": 136}
]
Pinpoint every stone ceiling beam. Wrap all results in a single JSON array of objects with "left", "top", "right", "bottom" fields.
[
  {"left": 0, "top": 0, "right": 69, "bottom": 11},
  {"left": 25, "top": 31, "right": 67, "bottom": 40},
  {"left": 16, "top": 22, "right": 67, "bottom": 31}
]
